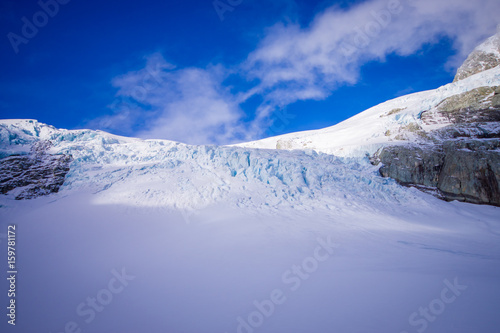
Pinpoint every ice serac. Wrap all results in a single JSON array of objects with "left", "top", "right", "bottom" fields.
[{"left": 454, "top": 28, "right": 500, "bottom": 82}]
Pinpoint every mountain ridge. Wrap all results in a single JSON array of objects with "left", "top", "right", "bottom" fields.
[{"left": 1, "top": 31, "right": 500, "bottom": 206}]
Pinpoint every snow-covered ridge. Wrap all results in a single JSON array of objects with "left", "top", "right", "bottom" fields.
[
  {"left": 237, "top": 66, "right": 500, "bottom": 157},
  {"left": 0, "top": 118, "right": 428, "bottom": 212}
]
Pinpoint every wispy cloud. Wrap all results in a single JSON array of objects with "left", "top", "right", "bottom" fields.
[
  {"left": 90, "top": 54, "right": 253, "bottom": 145},
  {"left": 243, "top": 0, "right": 500, "bottom": 114},
  {"left": 90, "top": 0, "right": 500, "bottom": 144}
]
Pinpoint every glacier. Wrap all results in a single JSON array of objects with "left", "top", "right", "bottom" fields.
[
  {"left": 1, "top": 30, "right": 500, "bottom": 333},
  {"left": 1, "top": 117, "right": 500, "bottom": 333},
  {"left": 0, "top": 119, "right": 424, "bottom": 212}
]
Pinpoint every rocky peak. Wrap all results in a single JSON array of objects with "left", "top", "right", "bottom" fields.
[{"left": 454, "top": 27, "right": 500, "bottom": 82}]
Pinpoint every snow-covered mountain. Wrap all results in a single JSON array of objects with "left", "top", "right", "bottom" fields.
[
  {"left": 238, "top": 58, "right": 500, "bottom": 158},
  {"left": 238, "top": 30, "right": 500, "bottom": 206},
  {"left": 2, "top": 31, "right": 500, "bottom": 207},
  {"left": 1, "top": 32, "right": 500, "bottom": 333}
]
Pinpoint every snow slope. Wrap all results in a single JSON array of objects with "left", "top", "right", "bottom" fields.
[
  {"left": 475, "top": 31, "right": 500, "bottom": 59},
  {"left": 1, "top": 192, "right": 500, "bottom": 333},
  {"left": 238, "top": 66, "right": 500, "bottom": 157},
  {"left": 1, "top": 118, "right": 500, "bottom": 333}
]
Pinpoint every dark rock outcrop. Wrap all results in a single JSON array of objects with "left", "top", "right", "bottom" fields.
[
  {"left": 0, "top": 141, "right": 72, "bottom": 200},
  {"left": 372, "top": 144, "right": 444, "bottom": 188},
  {"left": 372, "top": 140, "right": 500, "bottom": 206}
]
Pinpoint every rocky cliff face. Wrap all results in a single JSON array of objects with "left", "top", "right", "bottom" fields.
[
  {"left": 0, "top": 140, "right": 72, "bottom": 200},
  {"left": 373, "top": 31, "right": 500, "bottom": 207},
  {"left": 372, "top": 140, "right": 500, "bottom": 206}
]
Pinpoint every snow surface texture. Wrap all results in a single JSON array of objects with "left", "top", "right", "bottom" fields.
[
  {"left": 1, "top": 119, "right": 500, "bottom": 333},
  {"left": 1, "top": 192, "right": 500, "bottom": 333}
]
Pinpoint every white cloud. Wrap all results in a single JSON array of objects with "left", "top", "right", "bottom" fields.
[
  {"left": 135, "top": 64, "right": 250, "bottom": 145},
  {"left": 91, "top": 0, "right": 500, "bottom": 144},
  {"left": 92, "top": 53, "right": 254, "bottom": 145},
  {"left": 243, "top": 0, "right": 500, "bottom": 115}
]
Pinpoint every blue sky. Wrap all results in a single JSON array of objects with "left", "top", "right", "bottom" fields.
[{"left": 0, "top": 0, "right": 499, "bottom": 144}]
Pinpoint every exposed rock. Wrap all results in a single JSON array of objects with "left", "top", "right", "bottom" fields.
[
  {"left": 276, "top": 139, "right": 292, "bottom": 150},
  {"left": 393, "top": 122, "right": 431, "bottom": 141},
  {"left": 454, "top": 53, "right": 500, "bottom": 82},
  {"left": 438, "top": 140, "right": 500, "bottom": 205},
  {"left": 432, "top": 123, "right": 500, "bottom": 140},
  {"left": 374, "top": 144, "right": 444, "bottom": 188},
  {"left": 454, "top": 30, "right": 500, "bottom": 82},
  {"left": 0, "top": 141, "right": 72, "bottom": 200},
  {"left": 380, "top": 107, "right": 406, "bottom": 118},
  {"left": 493, "top": 86, "right": 500, "bottom": 107},
  {"left": 372, "top": 140, "right": 500, "bottom": 206},
  {"left": 421, "top": 86, "right": 500, "bottom": 125},
  {"left": 375, "top": 85, "right": 500, "bottom": 206}
]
